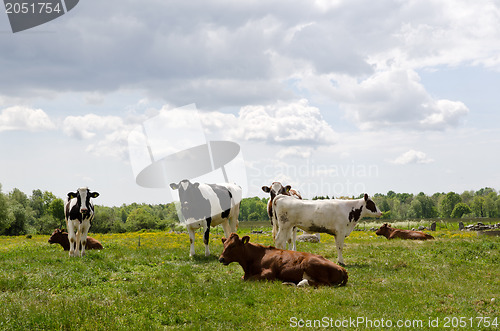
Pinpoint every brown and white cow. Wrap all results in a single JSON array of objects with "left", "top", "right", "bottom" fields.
[
  {"left": 65, "top": 187, "right": 99, "bottom": 257},
  {"left": 261, "top": 182, "right": 302, "bottom": 242},
  {"left": 48, "top": 228, "right": 103, "bottom": 251},
  {"left": 273, "top": 194, "right": 382, "bottom": 265},
  {"left": 219, "top": 233, "right": 348, "bottom": 287},
  {"left": 376, "top": 223, "right": 434, "bottom": 240}
]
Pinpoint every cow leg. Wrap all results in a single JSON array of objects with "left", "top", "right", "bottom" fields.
[
  {"left": 285, "top": 227, "right": 296, "bottom": 250},
  {"left": 220, "top": 219, "right": 232, "bottom": 239},
  {"left": 187, "top": 225, "right": 196, "bottom": 257},
  {"left": 335, "top": 235, "right": 346, "bottom": 266},
  {"left": 272, "top": 218, "right": 278, "bottom": 242},
  {"left": 67, "top": 221, "right": 77, "bottom": 257},
  {"left": 75, "top": 229, "right": 82, "bottom": 257},
  {"left": 228, "top": 208, "right": 239, "bottom": 233},
  {"left": 203, "top": 217, "right": 212, "bottom": 256},
  {"left": 79, "top": 220, "right": 91, "bottom": 257},
  {"left": 275, "top": 225, "right": 289, "bottom": 249}
]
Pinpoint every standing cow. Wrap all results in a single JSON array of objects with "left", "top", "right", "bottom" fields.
[
  {"left": 261, "top": 182, "right": 302, "bottom": 242},
  {"left": 170, "top": 179, "right": 242, "bottom": 256},
  {"left": 64, "top": 187, "right": 99, "bottom": 257},
  {"left": 273, "top": 194, "right": 382, "bottom": 265}
]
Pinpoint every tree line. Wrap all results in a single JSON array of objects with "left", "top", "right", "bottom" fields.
[{"left": 0, "top": 183, "right": 498, "bottom": 236}]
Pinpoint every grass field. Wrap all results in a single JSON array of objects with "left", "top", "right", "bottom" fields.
[{"left": 0, "top": 223, "right": 499, "bottom": 330}]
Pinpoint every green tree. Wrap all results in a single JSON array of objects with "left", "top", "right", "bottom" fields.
[
  {"left": 471, "top": 196, "right": 485, "bottom": 217},
  {"left": 5, "top": 202, "right": 28, "bottom": 235},
  {"left": 0, "top": 185, "right": 11, "bottom": 234},
  {"left": 47, "top": 198, "right": 65, "bottom": 223},
  {"left": 125, "top": 206, "right": 159, "bottom": 231},
  {"left": 9, "top": 188, "right": 28, "bottom": 207},
  {"left": 484, "top": 193, "right": 498, "bottom": 217},
  {"left": 450, "top": 203, "right": 472, "bottom": 218},
  {"left": 439, "top": 192, "right": 461, "bottom": 218}
]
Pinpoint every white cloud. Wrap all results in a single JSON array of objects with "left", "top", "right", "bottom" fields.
[
  {"left": 277, "top": 146, "right": 314, "bottom": 159},
  {"left": 336, "top": 68, "right": 469, "bottom": 130},
  {"left": 62, "top": 114, "right": 124, "bottom": 140},
  {"left": 0, "top": 106, "right": 55, "bottom": 132},
  {"left": 392, "top": 149, "right": 434, "bottom": 165},
  {"left": 390, "top": 1, "right": 500, "bottom": 70},
  {"left": 235, "top": 99, "right": 337, "bottom": 146},
  {"left": 63, "top": 113, "right": 142, "bottom": 159}
]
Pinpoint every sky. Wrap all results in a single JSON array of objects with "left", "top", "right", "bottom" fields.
[{"left": 1, "top": 0, "right": 500, "bottom": 207}]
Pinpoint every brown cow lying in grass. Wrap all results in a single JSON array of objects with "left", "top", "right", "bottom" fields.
[
  {"left": 48, "top": 228, "right": 103, "bottom": 250},
  {"left": 376, "top": 223, "right": 434, "bottom": 240},
  {"left": 219, "top": 233, "right": 348, "bottom": 287}
]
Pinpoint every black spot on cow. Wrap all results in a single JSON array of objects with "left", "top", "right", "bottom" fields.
[
  {"left": 204, "top": 218, "right": 212, "bottom": 245},
  {"left": 307, "top": 224, "right": 336, "bottom": 236},
  {"left": 208, "top": 184, "right": 233, "bottom": 219},
  {"left": 365, "top": 199, "right": 377, "bottom": 213},
  {"left": 348, "top": 206, "right": 363, "bottom": 223}
]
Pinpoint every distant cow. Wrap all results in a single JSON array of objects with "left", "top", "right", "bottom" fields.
[
  {"left": 261, "top": 182, "right": 302, "bottom": 242},
  {"left": 48, "top": 229, "right": 103, "bottom": 250},
  {"left": 219, "top": 233, "right": 348, "bottom": 287},
  {"left": 65, "top": 187, "right": 99, "bottom": 257},
  {"left": 170, "top": 179, "right": 242, "bottom": 256},
  {"left": 376, "top": 223, "right": 434, "bottom": 240},
  {"left": 273, "top": 194, "right": 382, "bottom": 265}
]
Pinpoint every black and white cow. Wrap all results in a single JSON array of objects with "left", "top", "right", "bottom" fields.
[
  {"left": 273, "top": 194, "right": 382, "bottom": 265},
  {"left": 64, "top": 187, "right": 99, "bottom": 257},
  {"left": 261, "top": 182, "right": 302, "bottom": 242},
  {"left": 170, "top": 180, "right": 242, "bottom": 256}
]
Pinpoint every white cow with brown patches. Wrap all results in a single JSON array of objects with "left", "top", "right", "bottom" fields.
[{"left": 273, "top": 194, "right": 382, "bottom": 265}]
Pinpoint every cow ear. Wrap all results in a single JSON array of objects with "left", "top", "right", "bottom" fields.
[
  {"left": 90, "top": 192, "right": 99, "bottom": 198},
  {"left": 170, "top": 183, "right": 179, "bottom": 190},
  {"left": 285, "top": 185, "right": 291, "bottom": 193},
  {"left": 364, "top": 193, "right": 368, "bottom": 201},
  {"left": 193, "top": 182, "right": 200, "bottom": 188},
  {"left": 67, "top": 192, "right": 77, "bottom": 199},
  {"left": 262, "top": 186, "right": 271, "bottom": 193},
  {"left": 241, "top": 236, "right": 250, "bottom": 245},
  {"left": 221, "top": 237, "right": 227, "bottom": 244}
]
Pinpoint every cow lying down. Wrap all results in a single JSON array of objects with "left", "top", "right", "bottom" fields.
[
  {"left": 219, "top": 233, "right": 348, "bottom": 287},
  {"left": 376, "top": 223, "right": 434, "bottom": 240},
  {"left": 48, "top": 228, "right": 103, "bottom": 250}
]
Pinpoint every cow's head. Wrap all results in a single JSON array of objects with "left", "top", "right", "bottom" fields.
[
  {"left": 219, "top": 233, "right": 250, "bottom": 265},
  {"left": 67, "top": 187, "right": 99, "bottom": 215},
  {"left": 262, "top": 182, "right": 292, "bottom": 200},
  {"left": 363, "top": 193, "right": 383, "bottom": 218},
  {"left": 170, "top": 179, "right": 206, "bottom": 221},
  {"left": 48, "top": 228, "right": 65, "bottom": 244},
  {"left": 375, "top": 223, "right": 391, "bottom": 236}
]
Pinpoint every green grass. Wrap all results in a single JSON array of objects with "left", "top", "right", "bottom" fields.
[{"left": 0, "top": 227, "right": 499, "bottom": 330}]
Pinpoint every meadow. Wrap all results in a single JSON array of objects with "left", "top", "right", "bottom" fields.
[{"left": 0, "top": 221, "right": 499, "bottom": 330}]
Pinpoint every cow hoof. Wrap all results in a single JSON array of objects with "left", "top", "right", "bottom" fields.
[
  {"left": 282, "top": 282, "right": 297, "bottom": 286},
  {"left": 338, "top": 262, "right": 346, "bottom": 267},
  {"left": 297, "top": 279, "right": 310, "bottom": 287}
]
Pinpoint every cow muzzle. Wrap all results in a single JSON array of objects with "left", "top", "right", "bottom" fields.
[{"left": 219, "top": 257, "right": 229, "bottom": 265}]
